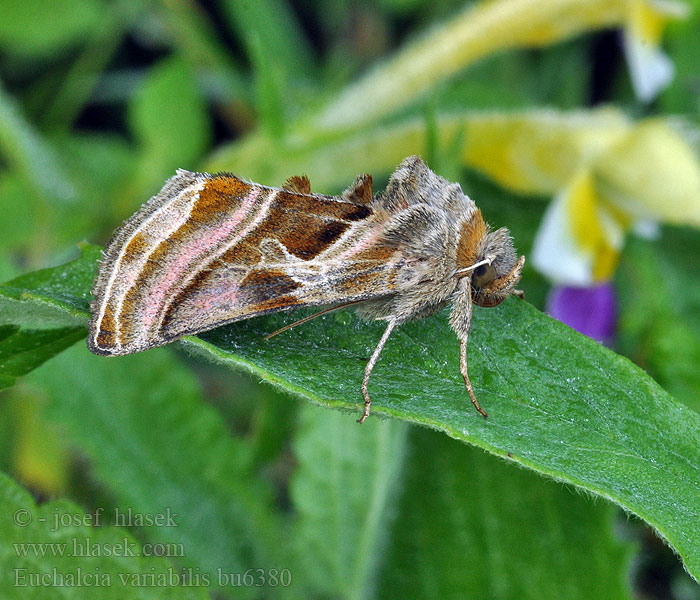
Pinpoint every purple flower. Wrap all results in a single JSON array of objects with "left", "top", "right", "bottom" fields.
[{"left": 547, "top": 283, "right": 617, "bottom": 345}]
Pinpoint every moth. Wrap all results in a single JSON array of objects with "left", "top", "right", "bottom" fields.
[{"left": 89, "top": 155, "right": 524, "bottom": 422}]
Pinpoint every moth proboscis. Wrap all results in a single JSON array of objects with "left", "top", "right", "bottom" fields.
[{"left": 89, "top": 156, "right": 525, "bottom": 423}]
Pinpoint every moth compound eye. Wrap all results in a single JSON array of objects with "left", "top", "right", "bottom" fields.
[{"left": 472, "top": 263, "right": 496, "bottom": 289}]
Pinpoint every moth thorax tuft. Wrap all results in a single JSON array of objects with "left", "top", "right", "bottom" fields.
[{"left": 456, "top": 209, "right": 487, "bottom": 271}]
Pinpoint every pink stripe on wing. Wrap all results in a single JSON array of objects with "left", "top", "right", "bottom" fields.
[{"left": 136, "top": 187, "right": 264, "bottom": 334}]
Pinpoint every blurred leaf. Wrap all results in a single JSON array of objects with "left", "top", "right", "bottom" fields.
[
  {"left": 0, "top": 134, "right": 132, "bottom": 271},
  {"left": 289, "top": 405, "right": 408, "bottom": 597},
  {"left": 0, "top": 0, "right": 101, "bottom": 57},
  {"left": 0, "top": 472, "right": 208, "bottom": 599},
  {"left": 219, "top": 0, "right": 313, "bottom": 84},
  {"left": 377, "top": 427, "right": 633, "bottom": 600},
  {"left": 27, "top": 342, "right": 283, "bottom": 599},
  {"left": 0, "top": 326, "right": 84, "bottom": 390},
  {"left": 0, "top": 80, "right": 77, "bottom": 203},
  {"left": 0, "top": 173, "right": 38, "bottom": 251},
  {"left": 616, "top": 229, "right": 700, "bottom": 413},
  {"left": 1, "top": 243, "right": 700, "bottom": 582},
  {"left": 40, "top": 1, "right": 139, "bottom": 129},
  {"left": 8, "top": 390, "right": 70, "bottom": 495},
  {"left": 129, "top": 56, "right": 211, "bottom": 178},
  {"left": 218, "top": 0, "right": 313, "bottom": 136},
  {"left": 56, "top": 133, "right": 137, "bottom": 234},
  {"left": 529, "top": 38, "right": 593, "bottom": 108},
  {"left": 249, "top": 33, "right": 286, "bottom": 137},
  {"left": 156, "top": 0, "right": 250, "bottom": 110},
  {"left": 660, "top": 6, "right": 700, "bottom": 115}
]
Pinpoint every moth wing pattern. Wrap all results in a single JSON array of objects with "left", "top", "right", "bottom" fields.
[{"left": 89, "top": 170, "right": 400, "bottom": 356}]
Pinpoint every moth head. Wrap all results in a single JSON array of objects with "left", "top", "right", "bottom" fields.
[
  {"left": 457, "top": 216, "right": 524, "bottom": 307},
  {"left": 472, "top": 228, "right": 524, "bottom": 307}
]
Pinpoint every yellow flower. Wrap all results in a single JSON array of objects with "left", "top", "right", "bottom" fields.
[
  {"left": 624, "top": 0, "right": 688, "bottom": 101},
  {"left": 532, "top": 169, "right": 626, "bottom": 285},
  {"left": 511, "top": 114, "right": 700, "bottom": 285},
  {"left": 444, "top": 110, "right": 700, "bottom": 285}
]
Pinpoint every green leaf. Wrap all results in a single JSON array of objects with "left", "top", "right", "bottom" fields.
[
  {"left": 156, "top": 0, "right": 250, "bottom": 109},
  {"left": 0, "top": 472, "right": 207, "bottom": 599},
  {"left": 249, "top": 33, "right": 286, "bottom": 137},
  {"left": 289, "top": 405, "right": 409, "bottom": 597},
  {"left": 0, "top": 326, "right": 85, "bottom": 390},
  {"left": 220, "top": 0, "right": 313, "bottom": 85},
  {"left": 378, "top": 427, "right": 633, "bottom": 600},
  {"left": 129, "top": 57, "right": 211, "bottom": 177},
  {"left": 661, "top": 8, "right": 700, "bottom": 114},
  {"left": 217, "top": 0, "right": 315, "bottom": 136},
  {"left": 0, "top": 0, "right": 101, "bottom": 57},
  {"left": 0, "top": 245, "right": 96, "bottom": 389},
  {"left": 26, "top": 343, "right": 283, "bottom": 599},
  {"left": 0, "top": 244, "right": 97, "bottom": 329},
  {"left": 616, "top": 229, "right": 700, "bottom": 413},
  {"left": 182, "top": 300, "right": 700, "bottom": 581},
  {"left": 2, "top": 249, "right": 700, "bottom": 582},
  {"left": 0, "top": 80, "right": 77, "bottom": 203}
]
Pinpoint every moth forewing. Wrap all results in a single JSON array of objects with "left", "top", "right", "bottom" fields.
[
  {"left": 89, "top": 170, "right": 394, "bottom": 356},
  {"left": 89, "top": 155, "right": 524, "bottom": 422}
]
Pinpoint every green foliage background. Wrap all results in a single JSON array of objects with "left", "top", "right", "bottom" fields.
[{"left": 0, "top": 1, "right": 700, "bottom": 599}]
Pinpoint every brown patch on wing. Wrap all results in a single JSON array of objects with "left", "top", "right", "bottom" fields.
[
  {"left": 280, "top": 220, "right": 349, "bottom": 259},
  {"left": 94, "top": 306, "right": 118, "bottom": 350},
  {"left": 239, "top": 269, "right": 302, "bottom": 311},
  {"left": 244, "top": 199, "right": 353, "bottom": 260},
  {"left": 282, "top": 175, "right": 311, "bottom": 194},
  {"left": 457, "top": 209, "right": 486, "bottom": 269},
  {"left": 122, "top": 231, "right": 149, "bottom": 260},
  {"left": 274, "top": 191, "right": 373, "bottom": 222},
  {"left": 353, "top": 244, "right": 395, "bottom": 262},
  {"left": 343, "top": 204, "right": 371, "bottom": 221},
  {"left": 215, "top": 241, "right": 262, "bottom": 268},
  {"left": 189, "top": 176, "right": 251, "bottom": 224},
  {"left": 115, "top": 293, "right": 140, "bottom": 347}
]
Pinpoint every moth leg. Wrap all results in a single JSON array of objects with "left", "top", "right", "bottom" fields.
[
  {"left": 512, "top": 289, "right": 525, "bottom": 300},
  {"left": 450, "top": 278, "right": 488, "bottom": 418},
  {"left": 459, "top": 334, "right": 488, "bottom": 419},
  {"left": 359, "top": 318, "right": 397, "bottom": 424}
]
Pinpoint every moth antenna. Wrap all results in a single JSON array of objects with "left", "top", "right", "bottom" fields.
[
  {"left": 264, "top": 299, "right": 366, "bottom": 340},
  {"left": 359, "top": 318, "right": 397, "bottom": 423},
  {"left": 457, "top": 279, "right": 488, "bottom": 418},
  {"left": 454, "top": 257, "right": 492, "bottom": 277}
]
